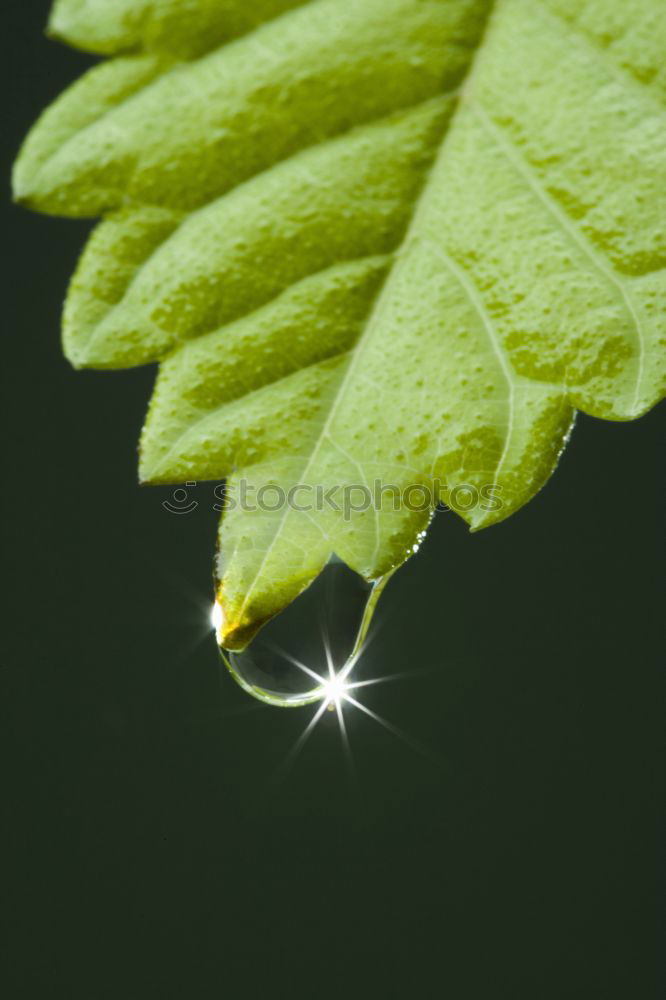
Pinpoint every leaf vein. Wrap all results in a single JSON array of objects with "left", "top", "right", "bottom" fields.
[
  {"left": 474, "top": 103, "right": 646, "bottom": 413},
  {"left": 535, "top": 0, "right": 666, "bottom": 111},
  {"left": 150, "top": 348, "right": 353, "bottom": 479},
  {"left": 425, "top": 239, "right": 517, "bottom": 492}
]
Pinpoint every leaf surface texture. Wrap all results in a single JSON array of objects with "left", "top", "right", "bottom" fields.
[{"left": 15, "top": 0, "right": 666, "bottom": 646}]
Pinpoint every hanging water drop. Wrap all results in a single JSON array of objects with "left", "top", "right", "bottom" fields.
[{"left": 214, "top": 558, "right": 389, "bottom": 708}]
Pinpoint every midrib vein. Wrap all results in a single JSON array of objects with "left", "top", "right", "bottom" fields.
[{"left": 231, "top": 0, "right": 500, "bottom": 624}]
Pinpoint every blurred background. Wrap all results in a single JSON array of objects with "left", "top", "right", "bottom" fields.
[{"left": 2, "top": 3, "right": 664, "bottom": 997}]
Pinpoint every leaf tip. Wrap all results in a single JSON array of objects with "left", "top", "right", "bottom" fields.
[
  {"left": 137, "top": 449, "right": 178, "bottom": 488},
  {"left": 11, "top": 162, "right": 34, "bottom": 208},
  {"left": 45, "top": 3, "right": 90, "bottom": 53},
  {"left": 136, "top": 465, "right": 156, "bottom": 488},
  {"left": 61, "top": 341, "right": 87, "bottom": 372},
  {"left": 213, "top": 590, "right": 264, "bottom": 653},
  {"left": 11, "top": 150, "right": 56, "bottom": 216},
  {"left": 44, "top": 15, "right": 66, "bottom": 46}
]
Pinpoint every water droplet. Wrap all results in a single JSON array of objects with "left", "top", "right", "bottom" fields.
[{"left": 216, "top": 558, "right": 389, "bottom": 708}]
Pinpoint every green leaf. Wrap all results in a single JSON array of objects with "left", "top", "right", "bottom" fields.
[
  {"left": 47, "top": 0, "right": 310, "bottom": 57},
  {"left": 14, "top": 0, "right": 666, "bottom": 648}
]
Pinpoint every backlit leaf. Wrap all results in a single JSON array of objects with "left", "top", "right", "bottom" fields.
[{"left": 14, "top": 0, "right": 666, "bottom": 647}]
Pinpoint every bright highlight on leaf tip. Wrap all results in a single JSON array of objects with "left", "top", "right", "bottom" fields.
[{"left": 210, "top": 600, "right": 224, "bottom": 644}]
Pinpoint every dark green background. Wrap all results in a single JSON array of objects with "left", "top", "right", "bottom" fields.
[{"left": 3, "top": 4, "right": 664, "bottom": 997}]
